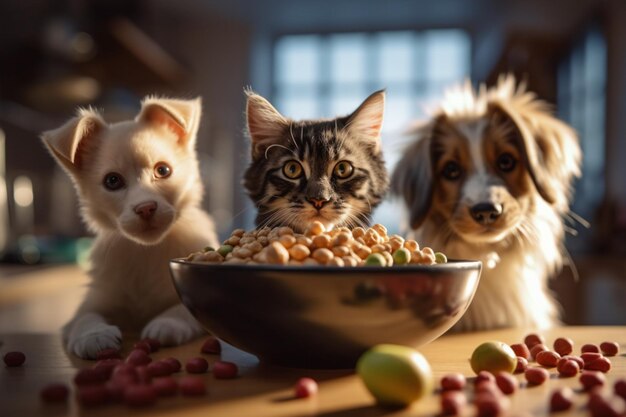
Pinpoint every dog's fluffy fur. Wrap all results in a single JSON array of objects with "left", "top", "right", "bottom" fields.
[
  {"left": 391, "top": 75, "right": 581, "bottom": 331},
  {"left": 42, "top": 97, "right": 218, "bottom": 358}
]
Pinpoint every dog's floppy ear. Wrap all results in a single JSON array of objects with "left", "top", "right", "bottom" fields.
[
  {"left": 488, "top": 101, "right": 581, "bottom": 210},
  {"left": 391, "top": 118, "right": 440, "bottom": 230},
  {"left": 41, "top": 109, "right": 106, "bottom": 175},
  {"left": 137, "top": 97, "right": 202, "bottom": 149},
  {"left": 245, "top": 90, "right": 289, "bottom": 160}
]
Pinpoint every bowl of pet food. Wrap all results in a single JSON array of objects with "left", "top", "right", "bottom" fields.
[{"left": 169, "top": 222, "right": 481, "bottom": 369}]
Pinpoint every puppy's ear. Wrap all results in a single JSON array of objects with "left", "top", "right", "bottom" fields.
[
  {"left": 41, "top": 109, "right": 106, "bottom": 175},
  {"left": 137, "top": 97, "right": 202, "bottom": 149},
  {"left": 391, "top": 118, "right": 439, "bottom": 230},
  {"left": 488, "top": 102, "right": 581, "bottom": 210},
  {"left": 245, "top": 90, "right": 289, "bottom": 160},
  {"left": 345, "top": 89, "right": 385, "bottom": 152}
]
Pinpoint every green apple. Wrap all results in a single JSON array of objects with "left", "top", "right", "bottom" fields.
[
  {"left": 357, "top": 344, "right": 433, "bottom": 407},
  {"left": 470, "top": 341, "right": 517, "bottom": 374}
]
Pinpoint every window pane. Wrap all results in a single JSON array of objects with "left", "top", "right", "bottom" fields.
[
  {"left": 330, "top": 33, "right": 368, "bottom": 84},
  {"left": 377, "top": 31, "right": 414, "bottom": 84},
  {"left": 328, "top": 86, "right": 368, "bottom": 117},
  {"left": 275, "top": 35, "right": 321, "bottom": 85},
  {"left": 424, "top": 30, "right": 470, "bottom": 81},
  {"left": 275, "top": 92, "right": 319, "bottom": 120}
]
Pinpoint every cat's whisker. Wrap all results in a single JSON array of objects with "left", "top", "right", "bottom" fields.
[
  {"left": 264, "top": 143, "right": 296, "bottom": 160},
  {"left": 289, "top": 123, "right": 300, "bottom": 152}
]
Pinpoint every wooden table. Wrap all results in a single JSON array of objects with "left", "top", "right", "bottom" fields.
[{"left": 1, "top": 327, "right": 624, "bottom": 417}]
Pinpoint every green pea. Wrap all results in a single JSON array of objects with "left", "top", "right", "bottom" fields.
[
  {"left": 392, "top": 248, "right": 411, "bottom": 265},
  {"left": 435, "top": 252, "right": 448, "bottom": 264},
  {"left": 365, "top": 253, "right": 387, "bottom": 267},
  {"left": 203, "top": 246, "right": 216, "bottom": 252},
  {"left": 217, "top": 245, "right": 234, "bottom": 257}
]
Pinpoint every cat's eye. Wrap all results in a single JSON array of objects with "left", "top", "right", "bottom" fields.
[
  {"left": 333, "top": 161, "right": 354, "bottom": 179},
  {"left": 496, "top": 153, "right": 516, "bottom": 173},
  {"left": 154, "top": 162, "right": 172, "bottom": 179},
  {"left": 441, "top": 161, "right": 462, "bottom": 180},
  {"left": 103, "top": 172, "right": 126, "bottom": 191},
  {"left": 283, "top": 160, "right": 303, "bottom": 179}
]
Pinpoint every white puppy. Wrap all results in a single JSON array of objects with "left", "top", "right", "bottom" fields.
[
  {"left": 392, "top": 76, "right": 581, "bottom": 331},
  {"left": 42, "top": 97, "right": 218, "bottom": 358}
]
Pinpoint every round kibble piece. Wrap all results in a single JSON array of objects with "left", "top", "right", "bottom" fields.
[
  {"left": 40, "top": 383, "right": 69, "bottom": 403},
  {"left": 514, "top": 356, "right": 528, "bottom": 374},
  {"left": 201, "top": 336, "right": 221, "bottom": 354},
  {"left": 294, "top": 377, "right": 318, "bottom": 398},
  {"left": 495, "top": 372, "right": 517, "bottom": 395},
  {"left": 365, "top": 253, "right": 386, "bottom": 266},
  {"left": 581, "top": 352, "right": 603, "bottom": 364},
  {"left": 441, "top": 391, "right": 466, "bottom": 416},
  {"left": 147, "top": 361, "right": 172, "bottom": 377},
  {"left": 581, "top": 343, "right": 600, "bottom": 353},
  {"left": 124, "top": 385, "right": 157, "bottom": 407},
  {"left": 510, "top": 343, "right": 530, "bottom": 360},
  {"left": 557, "top": 358, "right": 580, "bottom": 377},
  {"left": 162, "top": 357, "right": 181, "bottom": 373},
  {"left": 615, "top": 379, "right": 626, "bottom": 400},
  {"left": 600, "top": 341, "right": 619, "bottom": 357},
  {"left": 588, "top": 393, "right": 626, "bottom": 417},
  {"left": 126, "top": 349, "right": 152, "bottom": 366},
  {"left": 152, "top": 376, "right": 178, "bottom": 396},
  {"left": 525, "top": 367, "right": 549, "bottom": 385},
  {"left": 580, "top": 370, "right": 605, "bottom": 391},
  {"left": 475, "top": 391, "right": 508, "bottom": 417},
  {"left": 536, "top": 350, "right": 560, "bottom": 367},
  {"left": 185, "top": 357, "right": 209, "bottom": 374},
  {"left": 133, "top": 341, "right": 152, "bottom": 354},
  {"left": 524, "top": 334, "right": 545, "bottom": 349},
  {"left": 529, "top": 343, "right": 548, "bottom": 360},
  {"left": 265, "top": 241, "right": 289, "bottom": 265},
  {"left": 553, "top": 337, "right": 574, "bottom": 356},
  {"left": 441, "top": 373, "right": 466, "bottom": 391},
  {"left": 585, "top": 356, "right": 611, "bottom": 373},
  {"left": 392, "top": 248, "right": 411, "bottom": 265},
  {"left": 475, "top": 370, "right": 496, "bottom": 385},
  {"left": 180, "top": 376, "right": 206, "bottom": 396},
  {"left": 3, "top": 351, "right": 26, "bottom": 367},
  {"left": 213, "top": 361, "right": 238, "bottom": 379},
  {"left": 550, "top": 387, "right": 574, "bottom": 412}
]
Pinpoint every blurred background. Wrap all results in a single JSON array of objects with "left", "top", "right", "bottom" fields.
[{"left": 0, "top": 0, "right": 624, "bottom": 325}]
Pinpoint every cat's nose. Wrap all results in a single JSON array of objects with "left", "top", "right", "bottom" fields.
[
  {"left": 469, "top": 202, "right": 502, "bottom": 225},
  {"left": 308, "top": 198, "right": 330, "bottom": 210},
  {"left": 134, "top": 201, "right": 158, "bottom": 220}
]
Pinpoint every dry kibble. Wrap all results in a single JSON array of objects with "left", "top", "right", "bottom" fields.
[
  {"left": 305, "top": 221, "right": 325, "bottom": 236},
  {"left": 600, "top": 341, "right": 619, "bottom": 356},
  {"left": 557, "top": 358, "right": 580, "bottom": 377},
  {"left": 279, "top": 234, "right": 297, "bottom": 249},
  {"left": 441, "top": 373, "right": 466, "bottom": 391},
  {"left": 580, "top": 371, "right": 605, "bottom": 391},
  {"left": 441, "top": 390, "right": 466, "bottom": 415},
  {"left": 495, "top": 372, "right": 517, "bottom": 395},
  {"left": 550, "top": 387, "right": 574, "bottom": 412},
  {"left": 289, "top": 244, "right": 311, "bottom": 261},
  {"left": 536, "top": 350, "right": 560, "bottom": 367},
  {"left": 525, "top": 367, "right": 549, "bottom": 385},
  {"left": 332, "top": 232, "right": 352, "bottom": 247},
  {"left": 265, "top": 242, "right": 290, "bottom": 265},
  {"left": 331, "top": 246, "right": 351, "bottom": 257},
  {"left": 312, "top": 248, "right": 334, "bottom": 264},
  {"left": 312, "top": 234, "right": 331, "bottom": 249},
  {"left": 294, "top": 377, "right": 318, "bottom": 398},
  {"left": 529, "top": 343, "right": 548, "bottom": 360},
  {"left": 514, "top": 356, "right": 528, "bottom": 374},
  {"left": 328, "top": 257, "right": 345, "bottom": 267},
  {"left": 404, "top": 240, "right": 419, "bottom": 251},
  {"left": 510, "top": 343, "right": 531, "bottom": 360},
  {"left": 581, "top": 343, "right": 600, "bottom": 353},
  {"left": 553, "top": 337, "right": 574, "bottom": 356},
  {"left": 4, "top": 351, "right": 26, "bottom": 367},
  {"left": 342, "top": 256, "right": 358, "bottom": 267},
  {"left": 352, "top": 227, "right": 365, "bottom": 239},
  {"left": 524, "top": 333, "right": 545, "bottom": 350},
  {"left": 585, "top": 356, "right": 612, "bottom": 373}
]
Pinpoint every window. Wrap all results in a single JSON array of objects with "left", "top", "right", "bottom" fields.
[{"left": 273, "top": 30, "right": 471, "bottom": 233}]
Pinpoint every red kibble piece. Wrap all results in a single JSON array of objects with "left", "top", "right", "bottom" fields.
[
  {"left": 475, "top": 381, "right": 500, "bottom": 396},
  {"left": 581, "top": 352, "right": 603, "bottom": 364},
  {"left": 580, "top": 371, "right": 605, "bottom": 391},
  {"left": 213, "top": 360, "right": 238, "bottom": 379},
  {"left": 495, "top": 372, "right": 517, "bottom": 395},
  {"left": 529, "top": 343, "right": 548, "bottom": 360},
  {"left": 132, "top": 341, "right": 152, "bottom": 354},
  {"left": 152, "top": 376, "right": 179, "bottom": 397},
  {"left": 125, "top": 349, "right": 152, "bottom": 366},
  {"left": 557, "top": 359, "right": 580, "bottom": 377},
  {"left": 588, "top": 392, "right": 626, "bottom": 417},
  {"left": 510, "top": 343, "right": 530, "bottom": 360},
  {"left": 441, "top": 373, "right": 466, "bottom": 391},
  {"left": 141, "top": 338, "right": 161, "bottom": 353},
  {"left": 3, "top": 351, "right": 26, "bottom": 367},
  {"left": 581, "top": 343, "right": 600, "bottom": 353},
  {"left": 96, "top": 348, "right": 121, "bottom": 360},
  {"left": 93, "top": 358, "right": 123, "bottom": 378},
  {"left": 524, "top": 333, "right": 545, "bottom": 349},
  {"left": 514, "top": 356, "right": 528, "bottom": 374},
  {"left": 162, "top": 357, "right": 182, "bottom": 373},
  {"left": 600, "top": 341, "right": 619, "bottom": 357},
  {"left": 185, "top": 357, "right": 209, "bottom": 374},
  {"left": 104, "top": 380, "right": 126, "bottom": 402},
  {"left": 549, "top": 387, "right": 574, "bottom": 412},
  {"left": 294, "top": 377, "right": 318, "bottom": 398},
  {"left": 201, "top": 336, "right": 222, "bottom": 354},
  {"left": 112, "top": 364, "right": 138, "bottom": 380},
  {"left": 147, "top": 361, "right": 172, "bottom": 377},
  {"left": 135, "top": 365, "right": 152, "bottom": 384},
  {"left": 615, "top": 379, "right": 626, "bottom": 400},
  {"left": 525, "top": 367, "right": 549, "bottom": 385},
  {"left": 475, "top": 391, "right": 508, "bottom": 417},
  {"left": 536, "top": 350, "right": 560, "bottom": 367},
  {"left": 40, "top": 383, "right": 69, "bottom": 403},
  {"left": 124, "top": 384, "right": 157, "bottom": 407},
  {"left": 475, "top": 370, "right": 496, "bottom": 385},
  {"left": 441, "top": 391, "right": 466, "bottom": 416},
  {"left": 585, "top": 356, "right": 611, "bottom": 373},
  {"left": 77, "top": 385, "right": 109, "bottom": 407},
  {"left": 179, "top": 376, "right": 207, "bottom": 396},
  {"left": 553, "top": 337, "right": 574, "bottom": 356},
  {"left": 559, "top": 355, "right": 584, "bottom": 370},
  {"left": 74, "top": 368, "right": 108, "bottom": 386}
]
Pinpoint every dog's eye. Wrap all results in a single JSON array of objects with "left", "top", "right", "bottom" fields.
[
  {"left": 154, "top": 162, "right": 172, "bottom": 179},
  {"left": 497, "top": 153, "right": 517, "bottom": 172},
  {"left": 283, "top": 160, "right": 303, "bottom": 179},
  {"left": 333, "top": 161, "right": 354, "bottom": 179},
  {"left": 442, "top": 161, "right": 462, "bottom": 180},
  {"left": 103, "top": 172, "right": 125, "bottom": 191}
]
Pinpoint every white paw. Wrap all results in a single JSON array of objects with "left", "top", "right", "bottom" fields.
[
  {"left": 141, "top": 317, "right": 204, "bottom": 347},
  {"left": 67, "top": 323, "right": 122, "bottom": 359}
]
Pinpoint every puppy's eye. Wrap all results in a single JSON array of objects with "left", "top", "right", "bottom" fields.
[
  {"left": 154, "top": 162, "right": 172, "bottom": 179},
  {"left": 497, "top": 153, "right": 517, "bottom": 172},
  {"left": 103, "top": 172, "right": 125, "bottom": 191},
  {"left": 442, "top": 161, "right": 462, "bottom": 180},
  {"left": 333, "top": 160, "right": 354, "bottom": 179},
  {"left": 283, "top": 160, "right": 303, "bottom": 179}
]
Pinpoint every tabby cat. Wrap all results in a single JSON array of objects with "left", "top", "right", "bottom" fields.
[{"left": 243, "top": 90, "right": 388, "bottom": 232}]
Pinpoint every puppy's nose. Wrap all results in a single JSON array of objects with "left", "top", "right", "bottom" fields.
[
  {"left": 307, "top": 198, "right": 330, "bottom": 210},
  {"left": 470, "top": 203, "right": 502, "bottom": 225},
  {"left": 134, "top": 201, "right": 158, "bottom": 220}
]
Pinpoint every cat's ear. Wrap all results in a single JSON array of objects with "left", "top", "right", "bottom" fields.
[
  {"left": 245, "top": 90, "right": 289, "bottom": 159},
  {"left": 137, "top": 96, "right": 202, "bottom": 149},
  {"left": 346, "top": 90, "right": 385, "bottom": 152},
  {"left": 41, "top": 108, "right": 106, "bottom": 175}
]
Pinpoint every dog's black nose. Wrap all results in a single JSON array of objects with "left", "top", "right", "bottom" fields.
[
  {"left": 134, "top": 201, "right": 158, "bottom": 220},
  {"left": 470, "top": 203, "right": 502, "bottom": 225}
]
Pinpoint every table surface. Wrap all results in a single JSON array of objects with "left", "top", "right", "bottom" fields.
[{"left": 1, "top": 328, "right": 624, "bottom": 417}]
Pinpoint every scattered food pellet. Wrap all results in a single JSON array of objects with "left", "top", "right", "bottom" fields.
[
  {"left": 77, "top": 385, "right": 108, "bottom": 407},
  {"left": 152, "top": 376, "right": 178, "bottom": 397},
  {"left": 141, "top": 338, "right": 161, "bottom": 353},
  {"left": 536, "top": 350, "right": 560, "bottom": 367},
  {"left": 529, "top": 343, "right": 548, "bottom": 360},
  {"left": 146, "top": 360, "right": 173, "bottom": 377},
  {"left": 470, "top": 342, "right": 517, "bottom": 374},
  {"left": 514, "top": 356, "right": 528, "bottom": 374},
  {"left": 556, "top": 358, "right": 580, "bottom": 377},
  {"left": 441, "top": 373, "right": 466, "bottom": 391},
  {"left": 124, "top": 385, "right": 157, "bottom": 407},
  {"left": 40, "top": 383, "right": 69, "bottom": 403},
  {"left": 125, "top": 349, "right": 152, "bottom": 366},
  {"left": 585, "top": 356, "right": 612, "bottom": 373},
  {"left": 179, "top": 376, "right": 207, "bottom": 396},
  {"left": 525, "top": 367, "right": 549, "bottom": 386},
  {"left": 549, "top": 387, "right": 574, "bottom": 412},
  {"left": 581, "top": 343, "right": 600, "bottom": 354},
  {"left": 440, "top": 390, "right": 466, "bottom": 415},
  {"left": 553, "top": 337, "right": 574, "bottom": 356},
  {"left": 523, "top": 334, "right": 545, "bottom": 350},
  {"left": 510, "top": 343, "right": 530, "bottom": 360},
  {"left": 213, "top": 361, "right": 238, "bottom": 379},
  {"left": 600, "top": 341, "right": 619, "bottom": 357},
  {"left": 185, "top": 357, "right": 209, "bottom": 374},
  {"left": 475, "top": 371, "right": 496, "bottom": 386},
  {"left": 74, "top": 368, "right": 108, "bottom": 386},
  {"left": 132, "top": 341, "right": 152, "bottom": 354},
  {"left": 3, "top": 351, "right": 26, "bottom": 367},
  {"left": 162, "top": 357, "right": 182, "bottom": 373},
  {"left": 201, "top": 336, "right": 222, "bottom": 354},
  {"left": 615, "top": 379, "right": 626, "bottom": 400},
  {"left": 580, "top": 371, "right": 605, "bottom": 391},
  {"left": 495, "top": 372, "right": 517, "bottom": 395},
  {"left": 294, "top": 377, "right": 318, "bottom": 398}
]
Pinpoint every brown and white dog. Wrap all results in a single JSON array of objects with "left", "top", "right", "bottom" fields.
[{"left": 391, "top": 75, "right": 582, "bottom": 331}]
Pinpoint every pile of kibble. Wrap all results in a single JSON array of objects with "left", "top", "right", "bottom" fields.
[{"left": 186, "top": 222, "right": 447, "bottom": 267}]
